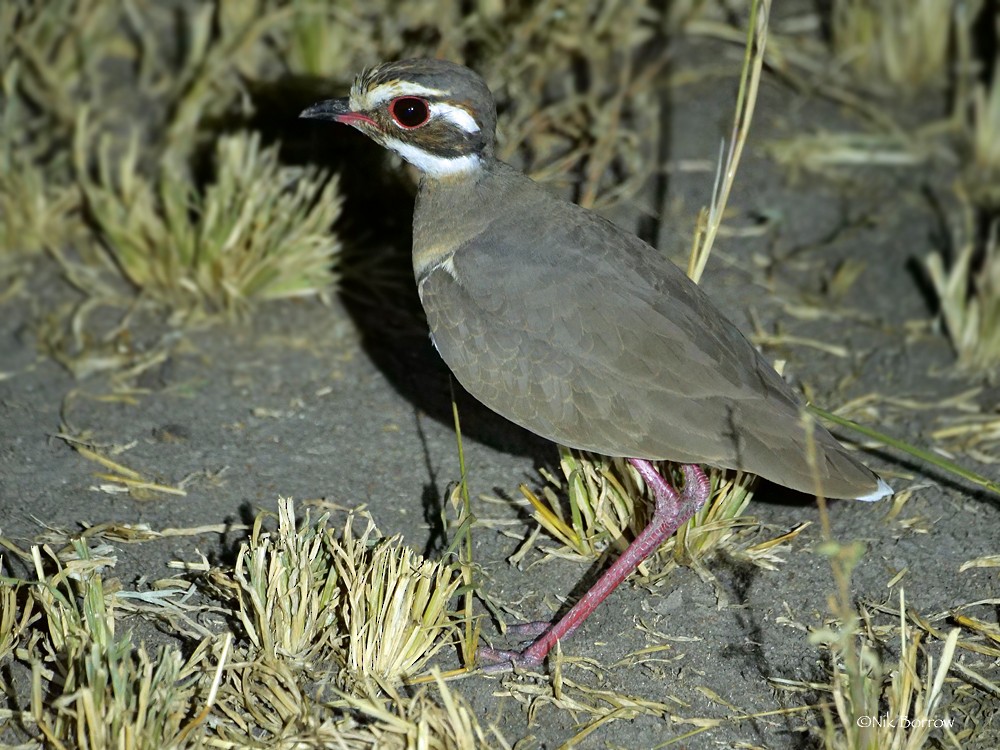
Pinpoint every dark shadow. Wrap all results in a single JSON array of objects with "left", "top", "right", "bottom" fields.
[
  {"left": 715, "top": 557, "right": 773, "bottom": 744},
  {"left": 972, "top": 1, "right": 999, "bottom": 84},
  {"left": 209, "top": 506, "right": 260, "bottom": 567},
  {"left": 414, "top": 407, "right": 447, "bottom": 558},
  {"left": 911, "top": 183, "right": 955, "bottom": 318},
  {"left": 635, "top": 9, "right": 674, "bottom": 248}
]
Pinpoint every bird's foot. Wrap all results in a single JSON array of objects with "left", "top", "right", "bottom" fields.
[
  {"left": 475, "top": 640, "right": 545, "bottom": 673},
  {"left": 475, "top": 621, "right": 551, "bottom": 672}
]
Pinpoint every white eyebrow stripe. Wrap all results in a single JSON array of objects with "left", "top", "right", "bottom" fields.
[
  {"left": 366, "top": 81, "right": 448, "bottom": 106},
  {"left": 383, "top": 139, "right": 482, "bottom": 178},
  {"left": 430, "top": 103, "right": 480, "bottom": 133}
]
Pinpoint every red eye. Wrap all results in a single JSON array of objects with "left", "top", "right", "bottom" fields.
[{"left": 390, "top": 97, "right": 430, "bottom": 128}]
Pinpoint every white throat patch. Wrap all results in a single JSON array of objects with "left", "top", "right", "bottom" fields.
[{"left": 384, "top": 138, "right": 481, "bottom": 178}]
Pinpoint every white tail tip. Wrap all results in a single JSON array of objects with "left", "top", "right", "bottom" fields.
[{"left": 855, "top": 477, "right": 893, "bottom": 502}]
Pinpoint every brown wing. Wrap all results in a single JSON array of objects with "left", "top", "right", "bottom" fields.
[{"left": 416, "top": 168, "right": 879, "bottom": 498}]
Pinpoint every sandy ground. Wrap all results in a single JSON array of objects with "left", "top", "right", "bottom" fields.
[{"left": 2, "top": 35, "right": 999, "bottom": 749}]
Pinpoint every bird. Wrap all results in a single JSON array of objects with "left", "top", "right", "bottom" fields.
[{"left": 301, "top": 58, "right": 892, "bottom": 670}]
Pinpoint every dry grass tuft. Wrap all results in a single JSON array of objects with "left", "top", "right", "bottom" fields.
[
  {"left": 0, "top": 499, "right": 481, "bottom": 747},
  {"left": 0, "top": 0, "right": 93, "bottom": 256},
  {"left": 19, "top": 543, "right": 213, "bottom": 748},
  {"left": 520, "top": 447, "right": 800, "bottom": 582},
  {"left": 0, "top": 573, "right": 28, "bottom": 664},
  {"left": 340, "top": 671, "right": 498, "bottom": 749},
  {"left": 2, "top": 0, "right": 356, "bottom": 317},
  {"left": 234, "top": 499, "right": 461, "bottom": 690},
  {"left": 0, "top": 0, "right": 121, "bottom": 140},
  {"left": 278, "top": 0, "right": 459, "bottom": 78},
  {"left": 923, "top": 7, "right": 1000, "bottom": 375},
  {"left": 333, "top": 518, "right": 462, "bottom": 690},
  {"left": 234, "top": 498, "right": 345, "bottom": 665},
  {"left": 0, "top": 155, "right": 80, "bottom": 257},
  {"left": 76, "top": 127, "right": 343, "bottom": 317},
  {"left": 518, "top": 449, "right": 636, "bottom": 561},
  {"left": 772, "top": 542, "right": 973, "bottom": 750},
  {"left": 830, "top": 0, "right": 958, "bottom": 95},
  {"left": 961, "top": 57, "right": 1000, "bottom": 211},
  {"left": 789, "top": 492, "right": 973, "bottom": 750},
  {"left": 926, "top": 205, "right": 1000, "bottom": 374},
  {"left": 810, "top": 585, "right": 961, "bottom": 750}
]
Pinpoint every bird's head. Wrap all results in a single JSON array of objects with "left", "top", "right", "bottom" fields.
[{"left": 301, "top": 58, "right": 497, "bottom": 179}]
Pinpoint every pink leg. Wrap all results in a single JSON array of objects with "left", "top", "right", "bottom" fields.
[{"left": 477, "top": 460, "right": 711, "bottom": 671}]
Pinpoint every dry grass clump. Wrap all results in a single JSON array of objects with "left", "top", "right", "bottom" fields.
[
  {"left": 0, "top": 0, "right": 120, "bottom": 137},
  {"left": 0, "top": 499, "right": 481, "bottom": 747},
  {"left": 1, "top": 0, "right": 351, "bottom": 317},
  {"left": 0, "top": 0, "right": 95, "bottom": 256},
  {"left": 12, "top": 543, "right": 213, "bottom": 748},
  {"left": 830, "top": 0, "right": 958, "bottom": 95},
  {"left": 769, "top": 496, "right": 984, "bottom": 749},
  {"left": 278, "top": 0, "right": 463, "bottom": 78},
  {"left": 233, "top": 498, "right": 345, "bottom": 665},
  {"left": 807, "top": 542, "right": 961, "bottom": 750},
  {"left": 927, "top": 208, "right": 1000, "bottom": 374},
  {"left": 662, "top": 0, "right": 721, "bottom": 32},
  {"left": 0, "top": 574, "right": 28, "bottom": 663},
  {"left": 340, "top": 673, "right": 496, "bottom": 750},
  {"left": 77, "top": 127, "right": 343, "bottom": 316},
  {"left": 961, "top": 57, "right": 1000, "bottom": 212},
  {"left": 924, "top": 20, "right": 1000, "bottom": 373},
  {"left": 0, "top": 150, "right": 80, "bottom": 258},
  {"left": 520, "top": 447, "right": 795, "bottom": 583},
  {"left": 334, "top": 526, "right": 462, "bottom": 690},
  {"left": 4, "top": 0, "right": 435, "bottom": 317},
  {"left": 233, "top": 499, "right": 461, "bottom": 690}
]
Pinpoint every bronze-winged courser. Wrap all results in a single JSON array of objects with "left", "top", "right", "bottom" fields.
[{"left": 301, "top": 58, "right": 892, "bottom": 670}]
